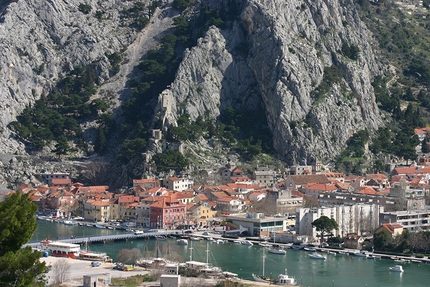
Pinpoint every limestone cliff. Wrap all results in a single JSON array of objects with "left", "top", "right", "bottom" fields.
[
  {"left": 0, "top": 0, "right": 138, "bottom": 153},
  {"left": 158, "top": 0, "right": 384, "bottom": 164},
  {"left": 0, "top": 0, "right": 386, "bottom": 187}
]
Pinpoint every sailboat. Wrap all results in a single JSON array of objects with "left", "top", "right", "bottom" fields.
[
  {"left": 252, "top": 248, "right": 297, "bottom": 285},
  {"left": 185, "top": 241, "right": 222, "bottom": 276},
  {"left": 268, "top": 231, "right": 286, "bottom": 255},
  {"left": 78, "top": 239, "right": 110, "bottom": 261}
]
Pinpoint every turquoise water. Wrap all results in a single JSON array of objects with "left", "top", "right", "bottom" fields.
[{"left": 32, "top": 220, "right": 430, "bottom": 287}]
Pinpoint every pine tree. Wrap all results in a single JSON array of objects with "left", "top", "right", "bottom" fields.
[{"left": 0, "top": 192, "right": 48, "bottom": 286}]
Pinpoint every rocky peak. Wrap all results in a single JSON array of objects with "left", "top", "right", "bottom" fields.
[{"left": 156, "top": 0, "right": 384, "bottom": 164}]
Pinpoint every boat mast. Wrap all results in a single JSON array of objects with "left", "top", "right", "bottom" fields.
[
  {"left": 262, "top": 248, "right": 266, "bottom": 277},
  {"left": 206, "top": 241, "right": 209, "bottom": 266},
  {"left": 189, "top": 240, "right": 193, "bottom": 261}
]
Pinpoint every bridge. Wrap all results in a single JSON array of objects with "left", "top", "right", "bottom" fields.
[{"left": 25, "top": 230, "right": 178, "bottom": 248}]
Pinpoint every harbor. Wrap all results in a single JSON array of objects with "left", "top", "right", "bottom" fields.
[{"left": 32, "top": 220, "right": 430, "bottom": 287}]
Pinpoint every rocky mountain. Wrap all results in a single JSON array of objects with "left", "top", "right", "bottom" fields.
[
  {"left": 152, "top": 0, "right": 384, "bottom": 163},
  {"left": 0, "top": 0, "right": 388, "bottom": 187}
]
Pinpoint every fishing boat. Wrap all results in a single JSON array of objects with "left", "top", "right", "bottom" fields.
[
  {"left": 252, "top": 248, "right": 297, "bottom": 285},
  {"left": 78, "top": 240, "right": 110, "bottom": 262}
]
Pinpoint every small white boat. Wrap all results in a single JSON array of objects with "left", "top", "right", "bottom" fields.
[
  {"left": 63, "top": 220, "right": 76, "bottom": 225},
  {"left": 259, "top": 241, "right": 271, "bottom": 247},
  {"left": 367, "top": 254, "right": 381, "bottom": 259},
  {"left": 215, "top": 239, "right": 225, "bottom": 244},
  {"left": 304, "top": 247, "right": 317, "bottom": 252},
  {"left": 95, "top": 225, "right": 105, "bottom": 229},
  {"left": 134, "top": 230, "right": 144, "bottom": 235},
  {"left": 242, "top": 240, "right": 254, "bottom": 246},
  {"left": 389, "top": 265, "right": 404, "bottom": 272},
  {"left": 177, "top": 239, "right": 188, "bottom": 245},
  {"left": 411, "top": 259, "right": 422, "bottom": 263},
  {"left": 354, "top": 252, "right": 367, "bottom": 257},
  {"left": 394, "top": 258, "right": 409, "bottom": 263},
  {"left": 268, "top": 247, "right": 286, "bottom": 255},
  {"left": 308, "top": 253, "right": 326, "bottom": 260},
  {"left": 290, "top": 245, "right": 303, "bottom": 250}
]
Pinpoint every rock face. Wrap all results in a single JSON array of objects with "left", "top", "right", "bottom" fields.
[
  {"left": 0, "top": 0, "right": 385, "bottom": 186},
  {"left": 0, "top": 0, "right": 138, "bottom": 153},
  {"left": 161, "top": 0, "right": 384, "bottom": 163}
]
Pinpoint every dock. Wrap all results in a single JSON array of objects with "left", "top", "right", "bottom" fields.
[{"left": 25, "top": 230, "right": 177, "bottom": 248}]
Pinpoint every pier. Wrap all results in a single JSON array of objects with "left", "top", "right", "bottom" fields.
[{"left": 25, "top": 230, "right": 178, "bottom": 248}]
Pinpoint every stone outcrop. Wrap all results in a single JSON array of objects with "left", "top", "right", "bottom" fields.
[{"left": 158, "top": 0, "right": 384, "bottom": 163}]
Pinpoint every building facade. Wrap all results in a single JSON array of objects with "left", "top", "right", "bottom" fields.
[{"left": 296, "top": 203, "right": 383, "bottom": 239}]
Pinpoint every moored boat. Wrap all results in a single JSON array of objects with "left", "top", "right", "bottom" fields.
[
  {"left": 78, "top": 251, "right": 110, "bottom": 262},
  {"left": 267, "top": 247, "right": 286, "bottom": 255},
  {"left": 389, "top": 265, "right": 404, "bottom": 272},
  {"left": 308, "top": 252, "right": 327, "bottom": 260},
  {"left": 177, "top": 238, "right": 188, "bottom": 245},
  {"left": 252, "top": 248, "right": 297, "bottom": 285},
  {"left": 40, "top": 240, "right": 80, "bottom": 259},
  {"left": 242, "top": 240, "right": 253, "bottom": 246}
]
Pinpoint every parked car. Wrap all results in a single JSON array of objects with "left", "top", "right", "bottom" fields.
[
  {"left": 91, "top": 261, "right": 101, "bottom": 267},
  {"left": 113, "top": 263, "right": 125, "bottom": 270}
]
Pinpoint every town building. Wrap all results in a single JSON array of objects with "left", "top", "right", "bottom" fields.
[
  {"left": 166, "top": 177, "right": 194, "bottom": 192},
  {"left": 252, "top": 166, "right": 275, "bottom": 187},
  {"left": 296, "top": 203, "right": 382, "bottom": 239},
  {"left": 379, "top": 209, "right": 430, "bottom": 232},
  {"left": 226, "top": 213, "right": 289, "bottom": 237},
  {"left": 149, "top": 196, "right": 187, "bottom": 229}
]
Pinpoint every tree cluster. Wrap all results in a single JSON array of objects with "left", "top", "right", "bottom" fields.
[
  {"left": 374, "top": 229, "right": 430, "bottom": 255},
  {"left": 10, "top": 65, "right": 110, "bottom": 155}
]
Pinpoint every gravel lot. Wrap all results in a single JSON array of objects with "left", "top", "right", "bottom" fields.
[{"left": 41, "top": 257, "right": 150, "bottom": 286}]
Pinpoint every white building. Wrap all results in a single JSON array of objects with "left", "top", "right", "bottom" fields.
[
  {"left": 296, "top": 203, "right": 383, "bottom": 239},
  {"left": 167, "top": 176, "right": 194, "bottom": 192}
]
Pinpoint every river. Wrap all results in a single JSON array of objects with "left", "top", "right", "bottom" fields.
[{"left": 31, "top": 220, "right": 430, "bottom": 287}]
